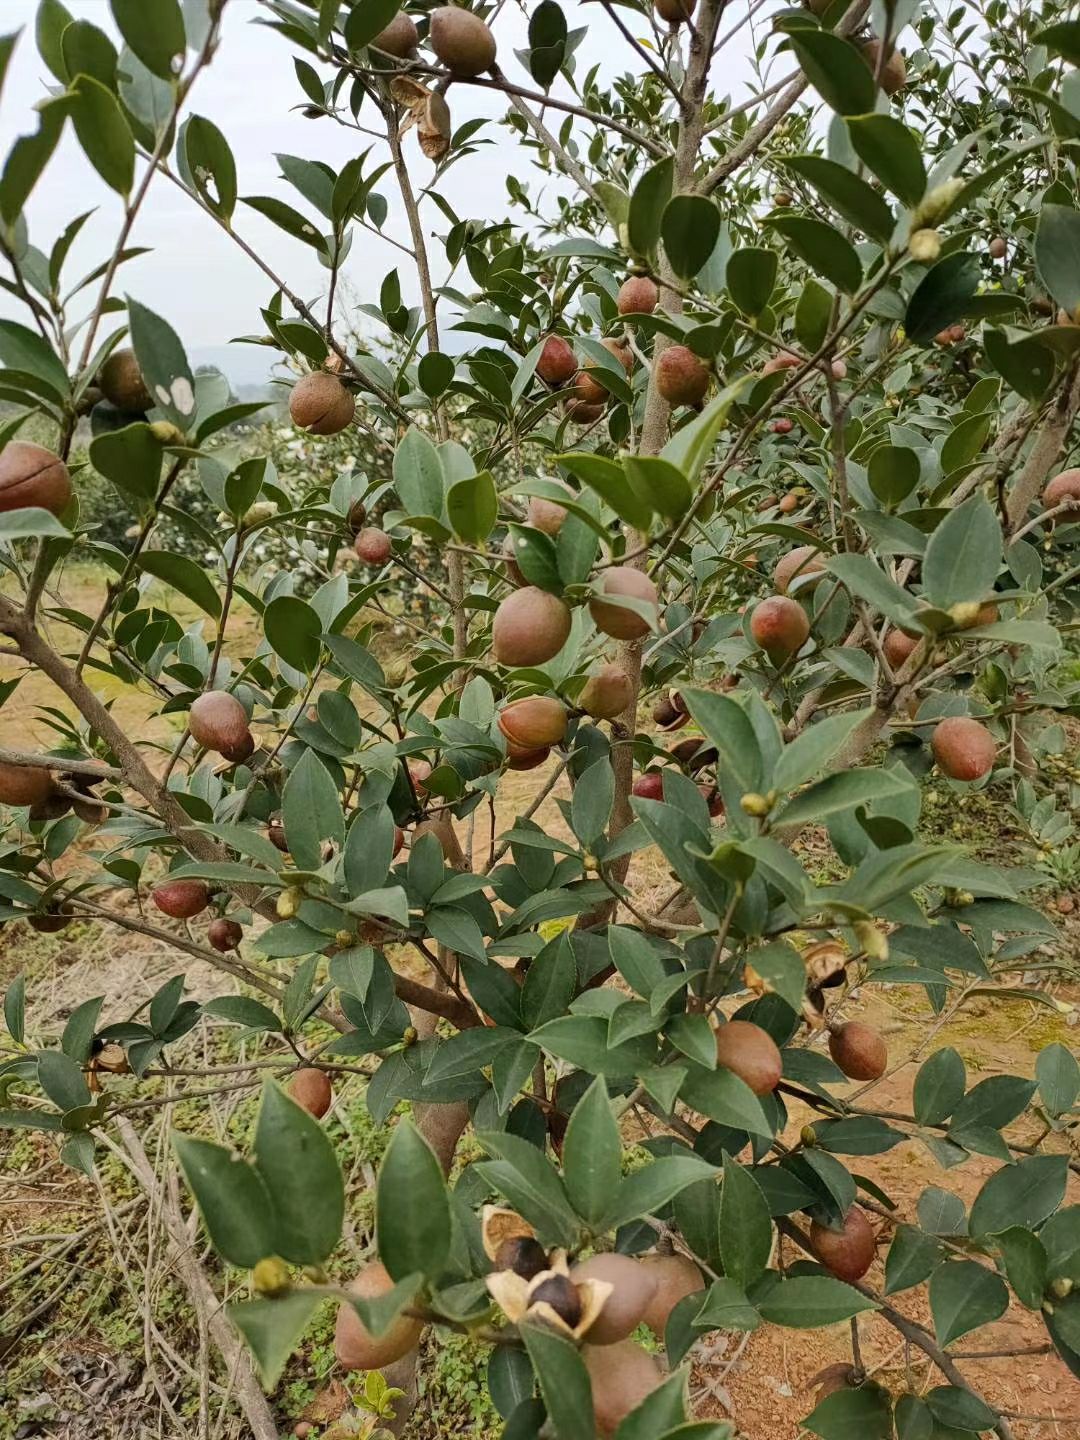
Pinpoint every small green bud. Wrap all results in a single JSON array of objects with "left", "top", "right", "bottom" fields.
[
  {"left": 276, "top": 886, "right": 303, "bottom": 919},
  {"left": 854, "top": 920, "right": 888, "bottom": 961},
  {"left": 741, "top": 792, "right": 771, "bottom": 817},
  {"left": 1049, "top": 1276, "right": 1074, "bottom": 1300},
  {"left": 251, "top": 1257, "right": 291, "bottom": 1297},
  {"left": 908, "top": 228, "right": 941, "bottom": 263}
]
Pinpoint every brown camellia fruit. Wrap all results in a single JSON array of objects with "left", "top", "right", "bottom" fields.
[
  {"left": 652, "top": 693, "right": 688, "bottom": 732},
  {"left": 408, "top": 758, "right": 433, "bottom": 795},
  {"left": 567, "top": 369, "right": 608, "bottom": 408},
  {"left": 579, "top": 664, "right": 634, "bottom": 720},
  {"left": 494, "top": 1235, "right": 549, "bottom": 1280},
  {"left": 152, "top": 878, "right": 210, "bottom": 920},
  {"left": 883, "top": 628, "right": 919, "bottom": 668},
  {"left": 28, "top": 903, "right": 73, "bottom": 934},
  {"left": 810, "top": 1208, "right": 877, "bottom": 1283},
  {"left": 668, "top": 735, "right": 717, "bottom": 771},
  {"left": 508, "top": 745, "right": 550, "bottom": 771},
  {"left": 189, "top": 691, "right": 252, "bottom": 761},
  {"left": 100, "top": 348, "right": 154, "bottom": 412},
  {"left": 0, "top": 762, "right": 54, "bottom": 808},
  {"left": 774, "top": 544, "right": 825, "bottom": 594},
  {"left": 750, "top": 595, "right": 810, "bottom": 659},
  {"left": 355, "top": 527, "right": 392, "bottom": 565},
  {"left": 584, "top": 1341, "right": 665, "bottom": 1435},
  {"left": 654, "top": 0, "right": 697, "bottom": 23},
  {"left": 268, "top": 820, "right": 288, "bottom": 852},
  {"left": 860, "top": 38, "right": 907, "bottom": 94},
  {"left": 656, "top": 344, "right": 710, "bottom": 406},
  {"left": 931, "top": 716, "right": 996, "bottom": 782},
  {"left": 492, "top": 587, "right": 572, "bottom": 667},
  {"left": 530, "top": 1273, "right": 583, "bottom": 1328},
  {"left": 528, "top": 487, "right": 570, "bottom": 535},
  {"left": 371, "top": 12, "right": 419, "bottom": 56},
  {"left": 589, "top": 567, "right": 658, "bottom": 641},
  {"left": 572, "top": 1254, "right": 658, "bottom": 1346},
  {"left": 498, "top": 696, "right": 568, "bottom": 754},
  {"left": 563, "top": 395, "right": 607, "bottom": 424},
  {"left": 0, "top": 442, "right": 72, "bottom": 517},
  {"left": 617, "top": 276, "right": 658, "bottom": 315},
  {"left": 289, "top": 372, "right": 355, "bottom": 435},
  {"left": 428, "top": 5, "right": 496, "bottom": 76},
  {"left": 289, "top": 1066, "right": 333, "bottom": 1118},
  {"left": 599, "top": 337, "right": 634, "bottom": 375},
  {"left": 989, "top": 236, "right": 1007, "bottom": 260},
  {"left": 714, "top": 1019, "right": 783, "bottom": 1096},
  {"left": 639, "top": 1252, "right": 704, "bottom": 1337},
  {"left": 336, "top": 1261, "right": 424, "bottom": 1369},
  {"left": 763, "top": 350, "right": 801, "bottom": 376},
  {"left": 632, "top": 770, "right": 665, "bottom": 801},
  {"left": 536, "top": 335, "right": 577, "bottom": 387},
  {"left": 828, "top": 1021, "right": 888, "bottom": 1081},
  {"left": 1044, "top": 469, "right": 1080, "bottom": 510},
  {"left": 207, "top": 917, "right": 243, "bottom": 953}
]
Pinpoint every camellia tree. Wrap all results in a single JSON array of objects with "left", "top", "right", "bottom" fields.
[{"left": 2, "top": 0, "right": 1080, "bottom": 1436}]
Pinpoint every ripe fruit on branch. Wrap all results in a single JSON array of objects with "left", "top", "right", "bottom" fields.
[
  {"left": 268, "top": 820, "right": 288, "bottom": 853},
  {"left": 335, "top": 1261, "right": 424, "bottom": 1369},
  {"left": 988, "top": 236, "right": 1007, "bottom": 260},
  {"left": 289, "top": 1067, "right": 333, "bottom": 1118},
  {"left": 860, "top": 38, "right": 907, "bottom": 93},
  {"left": 714, "top": 1018, "right": 783, "bottom": 1095},
  {"left": 668, "top": 735, "right": 717, "bottom": 771},
  {"left": 429, "top": 6, "right": 496, "bottom": 76},
  {"left": 810, "top": 1207, "right": 876, "bottom": 1282},
  {"left": 536, "top": 335, "right": 576, "bottom": 386},
  {"left": 99, "top": 348, "right": 154, "bottom": 412},
  {"left": 501, "top": 532, "right": 526, "bottom": 586},
  {"left": 750, "top": 596, "right": 810, "bottom": 659},
  {"left": 931, "top": 716, "right": 996, "bottom": 781},
  {"left": 289, "top": 372, "right": 355, "bottom": 435},
  {"left": 152, "top": 878, "right": 210, "bottom": 919},
  {"left": 828, "top": 1021, "right": 888, "bottom": 1080},
  {"left": 0, "top": 762, "right": 54, "bottom": 807},
  {"left": 527, "top": 486, "right": 570, "bottom": 535},
  {"left": 654, "top": 0, "right": 697, "bottom": 23},
  {"left": 571, "top": 1254, "right": 658, "bottom": 1345},
  {"left": 656, "top": 344, "right": 710, "bottom": 406},
  {"left": 508, "top": 744, "right": 549, "bottom": 770},
  {"left": 207, "top": 917, "right": 243, "bottom": 952},
  {"left": 498, "top": 696, "right": 568, "bottom": 751},
  {"left": 492, "top": 587, "right": 572, "bottom": 666},
  {"left": 371, "top": 12, "right": 419, "bottom": 56},
  {"left": 493, "top": 1235, "right": 549, "bottom": 1280},
  {"left": 530, "top": 1273, "right": 583, "bottom": 1328},
  {"left": 567, "top": 369, "right": 608, "bottom": 407},
  {"left": 589, "top": 567, "right": 658, "bottom": 640},
  {"left": 632, "top": 769, "right": 664, "bottom": 801},
  {"left": 617, "top": 275, "right": 658, "bottom": 315},
  {"left": 354, "top": 527, "right": 392, "bottom": 565},
  {"left": 578, "top": 664, "right": 634, "bottom": 720},
  {"left": 652, "top": 692, "right": 689, "bottom": 732},
  {"left": 583, "top": 1341, "right": 664, "bottom": 1435},
  {"left": 27, "top": 903, "right": 73, "bottom": 933},
  {"left": 0, "top": 441, "right": 72, "bottom": 517},
  {"left": 774, "top": 544, "right": 825, "bottom": 594},
  {"left": 189, "top": 691, "right": 252, "bottom": 761},
  {"left": 883, "top": 628, "right": 919, "bottom": 667},
  {"left": 599, "top": 337, "right": 634, "bottom": 375},
  {"left": 772, "top": 417, "right": 794, "bottom": 435},
  {"left": 563, "top": 395, "right": 606, "bottom": 424},
  {"left": 762, "top": 349, "right": 800, "bottom": 376},
  {"left": 408, "top": 758, "right": 432, "bottom": 795},
  {"left": 639, "top": 1251, "right": 703, "bottom": 1336},
  {"left": 1044, "top": 469, "right": 1080, "bottom": 510}
]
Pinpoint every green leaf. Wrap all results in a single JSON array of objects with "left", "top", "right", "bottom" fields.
[
  {"left": 693, "top": 1278, "right": 760, "bottom": 1332},
  {"left": 659, "top": 374, "right": 753, "bottom": 484},
  {"left": 394, "top": 425, "right": 445, "bottom": 522},
  {"left": 0, "top": 99, "right": 68, "bottom": 228},
  {"left": 775, "top": 768, "right": 913, "bottom": 828},
  {"left": 995, "top": 1226, "right": 1047, "bottom": 1310},
  {"left": 37, "top": 0, "right": 73, "bottom": 82},
  {"left": 3, "top": 972, "right": 25, "bottom": 1044},
  {"left": 719, "top": 1159, "right": 773, "bottom": 1288},
  {"left": 418, "top": 350, "right": 455, "bottom": 398},
  {"left": 924, "top": 1387, "right": 997, "bottom": 1434},
  {"left": 623, "top": 457, "right": 692, "bottom": 521},
  {"left": 570, "top": 759, "right": 614, "bottom": 849},
  {"left": 0, "top": 508, "right": 71, "bottom": 540},
  {"left": 628, "top": 155, "right": 674, "bottom": 260},
  {"left": 774, "top": 711, "right": 871, "bottom": 792},
  {"left": 904, "top": 253, "right": 981, "bottom": 346},
  {"left": 922, "top": 495, "right": 1002, "bottom": 608},
  {"left": 768, "top": 215, "right": 861, "bottom": 294},
  {"left": 126, "top": 296, "right": 196, "bottom": 428},
  {"left": 894, "top": 1394, "right": 933, "bottom": 1440},
  {"left": 253, "top": 1081, "right": 344, "bottom": 1265},
  {"left": 228, "top": 1291, "right": 325, "bottom": 1389},
  {"left": 562, "top": 1076, "right": 622, "bottom": 1228},
  {"left": 61, "top": 996, "right": 103, "bottom": 1064},
  {"left": 884, "top": 1225, "right": 943, "bottom": 1295},
  {"left": 1036, "top": 1042, "right": 1080, "bottom": 1117},
  {"left": 795, "top": 276, "right": 832, "bottom": 351},
  {"left": 745, "top": 941, "right": 805, "bottom": 1013},
  {"left": 969, "top": 1155, "right": 1068, "bottom": 1238},
  {"left": 940, "top": 411, "right": 992, "bottom": 475},
  {"left": 784, "top": 155, "right": 894, "bottom": 244},
  {"left": 1035, "top": 203, "right": 1080, "bottom": 317},
  {"left": 476, "top": 1131, "right": 579, "bottom": 1245},
  {"left": 447, "top": 470, "right": 497, "bottom": 544},
  {"left": 846, "top": 114, "right": 926, "bottom": 207},
  {"left": 89, "top": 422, "right": 164, "bottom": 503},
  {"left": 344, "top": 0, "right": 405, "bottom": 51},
  {"left": 1034, "top": 21, "right": 1080, "bottom": 64},
  {"left": 242, "top": 194, "right": 325, "bottom": 249},
  {"left": 521, "top": 1325, "right": 594, "bottom": 1440},
  {"left": 202, "top": 996, "right": 281, "bottom": 1032},
  {"left": 178, "top": 114, "right": 237, "bottom": 222},
  {"left": 868, "top": 445, "right": 920, "bottom": 507},
  {"left": 787, "top": 29, "right": 876, "bottom": 114},
  {"left": 928, "top": 1260, "right": 1008, "bottom": 1346},
  {"left": 605, "top": 1154, "right": 719, "bottom": 1230},
  {"left": 37, "top": 1049, "right": 91, "bottom": 1112},
  {"left": 62, "top": 21, "right": 118, "bottom": 89},
  {"left": 826, "top": 553, "right": 918, "bottom": 627},
  {"left": 527, "top": 0, "right": 567, "bottom": 90},
  {"left": 283, "top": 750, "right": 344, "bottom": 872},
  {"left": 138, "top": 550, "right": 221, "bottom": 618},
  {"left": 613, "top": 1371, "right": 691, "bottom": 1440},
  {"left": 756, "top": 1276, "right": 877, "bottom": 1328},
  {"left": 913, "top": 1048, "right": 965, "bottom": 1126},
  {"left": 70, "top": 74, "right": 134, "bottom": 195},
  {"left": 803, "top": 1384, "right": 894, "bottom": 1440},
  {"left": 726, "top": 247, "right": 778, "bottom": 317},
  {"left": 344, "top": 805, "right": 396, "bottom": 898},
  {"left": 557, "top": 452, "right": 651, "bottom": 531},
  {"left": 173, "top": 1134, "right": 277, "bottom": 1267},
  {"left": 677, "top": 1064, "right": 772, "bottom": 1138},
  {"left": 264, "top": 595, "right": 322, "bottom": 672},
  {"left": 376, "top": 1119, "right": 452, "bottom": 1280},
  {"left": 662, "top": 195, "right": 721, "bottom": 281},
  {"left": 0, "top": 318, "right": 70, "bottom": 396},
  {"left": 111, "top": 0, "right": 186, "bottom": 78},
  {"left": 681, "top": 689, "right": 762, "bottom": 792}
]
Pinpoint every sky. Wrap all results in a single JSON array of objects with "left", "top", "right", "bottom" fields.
[{"left": 0, "top": 1, "right": 765, "bottom": 381}]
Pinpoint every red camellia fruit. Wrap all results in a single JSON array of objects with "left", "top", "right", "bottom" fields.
[
  {"left": 829, "top": 1021, "right": 888, "bottom": 1081},
  {"left": 289, "top": 1066, "right": 333, "bottom": 1118},
  {"left": 714, "top": 1019, "right": 783, "bottom": 1095},
  {"left": 579, "top": 664, "right": 634, "bottom": 720},
  {"left": 355, "top": 527, "right": 392, "bottom": 565},
  {"left": 1044, "top": 469, "right": 1080, "bottom": 511},
  {"left": 774, "top": 545, "right": 825, "bottom": 594},
  {"left": 656, "top": 345, "right": 710, "bottom": 406},
  {"left": 498, "top": 696, "right": 568, "bottom": 754},
  {"left": 289, "top": 372, "right": 355, "bottom": 435},
  {"left": 207, "top": 917, "right": 244, "bottom": 952},
  {"left": 536, "top": 335, "right": 577, "bottom": 386},
  {"left": 589, "top": 567, "right": 658, "bottom": 640},
  {"left": 0, "top": 441, "right": 72, "bottom": 516},
  {"left": 810, "top": 1207, "right": 876, "bottom": 1282},
  {"left": 750, "top": 596, "right": 810, "bottom": 658},
  {"left": 632, "top": 770, "right": 664, "bottom": 801},
  {"left": 883, "top": 628, "right": 919, "bottom": 667},
  {"left": 152, "top": 879, "right": 210, "bottom": 920},
  {"left": 931, "top": 716, "right": 997, "bottom": 781},
  {"left": 772, "top": 417, "right": 794, "bottom": 435},
  {"left": 492, "top": 587, "right": 573, "bottom": 666},
  {"left": 189, "top": 691, "right": 252, "bottom": 761},
  {"left": 617, "top": 276, "right": 658, "bottom": 315}
]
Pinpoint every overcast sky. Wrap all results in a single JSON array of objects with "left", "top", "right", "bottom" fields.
[{"left": 0, "top": 2, "right": 767, "bottom": 379}]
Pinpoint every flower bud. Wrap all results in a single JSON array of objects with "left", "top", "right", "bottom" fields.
[
  {"left": 252, "top": 1257, "right": 291, "bottom": 1297},
  {"left": 853, "top": 920, "right": 888, "bottom": 961},
  {"left": 276, "top": 886, "right": 303, "bottom": 918},
  {"left": 908, "top": 228, "right": 941, "bottom": 263},
  {"left": 912, "top": 178, "right": 964, "bottom": 229},
  {"left": 740, "top": 792, "right": 771, "bottom": 817}
]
